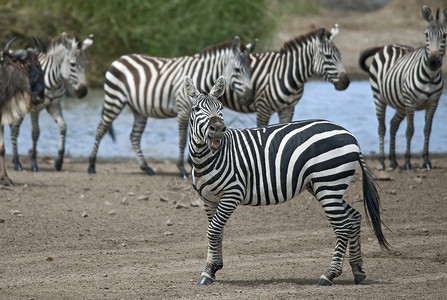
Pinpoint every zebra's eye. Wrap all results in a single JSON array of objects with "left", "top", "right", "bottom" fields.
[{"left": 193, "top": 106, "right": 200, "bottom": 112}]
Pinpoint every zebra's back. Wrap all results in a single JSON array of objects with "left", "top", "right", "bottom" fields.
[
  {"left": 105, "top": 54, "right": 191, "bottom": 118},
  {"left": 194, "top": 120, "right": 361, "bottom": 206}
]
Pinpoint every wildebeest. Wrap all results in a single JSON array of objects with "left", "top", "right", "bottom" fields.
[{"left": 0, "top": 37, "right": 45, "bottom": 185}]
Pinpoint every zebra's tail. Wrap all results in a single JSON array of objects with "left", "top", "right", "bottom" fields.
[
  {"left": 358, "top": 153, "right": 391, "bottom": 251},
  {"left": 358, "top": 46, "right": 383, "bottom": 73}
]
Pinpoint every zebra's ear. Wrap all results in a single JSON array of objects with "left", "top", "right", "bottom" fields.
[
  {"left": 317, "top": 27, "right": 328, "bottom": 43},
  {"left": 422, "top": 5, "right": 433, "bottom": 23},
  {"left": 209, "top": 76, "right": 226, "bottom": 98},
  {"left": 442, "top": 8, "right": 447, "bottom": 25},
  {"left": 245, "top": 39, "right": 258, "bottom": 54},
  {"left": 82, "top": 34, "right": 94, "bottom": 51},
  {"left": 232, "top": 36, "right": 241, "bottom": 53},
  {"left": 184, "top": 76, "right": 200, "bottom": 98}
]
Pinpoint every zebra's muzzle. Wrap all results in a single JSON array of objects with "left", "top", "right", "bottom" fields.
[
  {"left": 334, "top": 72, "right": 350, "bottom": 90},
  {"left": 74, "top": 85, "right": 88, "bottom": 99},
  {"left": 207, "top": 116, "right": 226, "bottom": 151},
  {"left": 427, "top": 54, "right": 442, "bottom": 70}
]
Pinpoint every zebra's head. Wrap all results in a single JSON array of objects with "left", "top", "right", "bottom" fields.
[
  {"left": 185, "top": 76, "right": 226, "bottom": 153},
  {"left": 313, "top": 26, "right": 350, "bottom": 91},
  {"left": 422, "top": 6, "right": 447, "bottom": 71},
  {"left": 59, "top": 32, "right": 93, "bottom": 98},
  {"left": 222, "top": 36, "right": 253, "bottom": 105}
]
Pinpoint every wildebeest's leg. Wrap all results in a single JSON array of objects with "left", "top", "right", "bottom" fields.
[
  {"left": 0, "top": 125, "right": 13, "bottom": 186},
  {"left": 130, "top": 111, "right": 154, "bottom": 175},
  {"left": 421, "top": 101, "right": 439, "bottom": 170},
  {"left": 403, "top": 108, "right": 415, "bottom": 170},
  {"left": 277, "top": 107, "right": 295, "bottom": 124},
  {"left": 10, "top": 117, "right": 25, "bottom": 171},
  {"left": 30, "top": 109, "right": 40, "bottom": 172},
  {"left": 388, "top": 110, "right": 405, "bottom": 169},
  {"left": 375, "top": 101, "right": 387, "bottom": 170},
  {"left": 46, "top": 102, "right": 66, "bottom": 171},
  {"left": 198, "top": 199, "right": 238, "bottom": 285},
  {"left": 176, "top": 106, "right": 190, "bottom": 179}
]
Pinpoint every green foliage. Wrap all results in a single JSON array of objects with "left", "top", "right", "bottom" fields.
[{"left": 0, "top": 0, "right": 319, "bottom": 87}]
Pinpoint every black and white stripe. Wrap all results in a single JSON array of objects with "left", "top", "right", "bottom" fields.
[
  {"left": 184, "top": 76, "right": 389, "bottom": 286},
  {"left": 10, "top": 32, "right": 93, "bottom": 172},
  {"left": 359, "top": 6, "right": 446, "bottom": 170},
  {"left": 87, "top": 37, "right": 253, "bottom": 178},
  {"left": 221, "top": 26, "right": 350, "bottom": 126}
]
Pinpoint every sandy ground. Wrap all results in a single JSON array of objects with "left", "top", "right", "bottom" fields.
[
  {"left": 1, "top": 155, "right": 447, "bottom": 300},
  {"left": 1, "top": 1, "right": 447, "bottom": 299}
]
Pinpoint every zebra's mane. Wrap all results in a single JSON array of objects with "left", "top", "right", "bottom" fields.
[
  {"left": 197, "top": 40, "right": 246, "bottom": 57},
  {"left": 279, "top": 29, "right": 330, "bottom": 53},
  {"left": 48, "top": 32, "right": 83, "bottom": 52}
]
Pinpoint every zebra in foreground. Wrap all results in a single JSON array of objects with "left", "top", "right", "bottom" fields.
[
  {"left": 10, "top": 32, "right": 94, "bottom": 172},
  {"left": 87, "top": 36, "right": 253, "bottom": 179},
  {"left": 185, "top": 76, "right": 389, "bottom": 286},
  {"left": 359, "top": 5, "right": 446, "bottom": 170},
  {"left": 221, "top": 25, "right": 350, "bottom": 126}
]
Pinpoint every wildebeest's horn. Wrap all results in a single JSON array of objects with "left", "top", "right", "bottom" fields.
[
  {"left": 5, "top": 37, "right": 17, "bottom": 51},
  {"left": 32, "top": 36, "right": 41, "bottom": 50}
]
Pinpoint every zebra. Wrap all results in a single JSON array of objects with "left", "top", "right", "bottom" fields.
[
  {"left": 87, "top": 36, "right": 254, "bottom": 179},
  {"left": 10, "top": 32, "right": 94, "bottom": 172},
  {"left": 220, "top": 25, "right": 350, "bottom": 126},
  {"left": 184, "top": 76, "right": 389, "bottom": 286},
  {"left": 359, "top": 5, "right": 446, "bottom": 170}
]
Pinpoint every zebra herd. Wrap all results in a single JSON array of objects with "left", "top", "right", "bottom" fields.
[{"left": 2, "top": 4, "right": 446, "bottom": 286}]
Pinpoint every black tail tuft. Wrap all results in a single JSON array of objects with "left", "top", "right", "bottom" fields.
[{"left": 359, "top": 154, "right": 391, "bottom": 251}]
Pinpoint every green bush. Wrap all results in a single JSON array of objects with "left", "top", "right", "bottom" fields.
[{"left": 0, "top": 0, "right": 318, "bottom": 87}]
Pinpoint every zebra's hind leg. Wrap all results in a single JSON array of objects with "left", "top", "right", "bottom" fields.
[
  {"left": 30, "top": 110, "right": 41, "bottom": 172},
  {"left": 130, "top": 113, "right": 155, "bottom": 176},
  {"left": 10, "top": 118, "right": 24, "bottom": 171},
  {"left": 402, "top": 109, "right": 415, "bottom": 170},
  {"left": 346, "top": 204, "right": 366, "bottom": 284},
  {"left": 375, "top": 102, "right": 387, "bottom": 170},
  {"left": 317, "top": 198, "right": 353, "bottom": 286}
]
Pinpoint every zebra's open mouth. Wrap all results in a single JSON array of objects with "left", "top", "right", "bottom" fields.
[{"left": 208, "top": 137, "right": 221, "bottom": 151}]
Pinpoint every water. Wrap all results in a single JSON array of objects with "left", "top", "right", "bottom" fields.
[{"left": 3, "top": 80, "right": 447, "bottom": 160}]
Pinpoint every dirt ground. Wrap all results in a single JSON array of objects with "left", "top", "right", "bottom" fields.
[
  {"left": 1, "top": 155, "right": 447, "bottom": 300},
  {"left": 1, "top": 1, "right": 447, "bottom": 299}
]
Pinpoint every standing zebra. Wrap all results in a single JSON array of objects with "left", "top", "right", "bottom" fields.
[
  {"left": 87, "top": 36, "right": 253, "bottom": 178},
  {"left": 220, "top": 25, "right": 350, "bottom": 126},
  {"left": 10, "top": 32, "right": 94, "bottom": 172},
  {"left": 359, "top": 6, "right": 446, "bottom": 170},
  {"left": 184, "top": 76, "right": 389, "bottom": 286}
]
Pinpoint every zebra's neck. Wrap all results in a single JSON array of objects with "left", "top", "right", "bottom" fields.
[{"left": 38, "top": 44, "right": 66, "bottom": 91}]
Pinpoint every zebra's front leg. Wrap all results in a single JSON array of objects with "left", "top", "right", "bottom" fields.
[
  {"left": 198, "top": 200, "right": 237, "bottom": 285},
  {"left": 403, "top": 109, "right": 415, "bottom": 170},
  {"left": 30, "top": 110, "right": 41, "bottom": 172},
  {"left": 389, "top": 110, "right": 405, "bottom": 169},
  {"left": 421, "top": 103, "right": 438, "bottom": 170},
  {"left": 10, "top": 118, "right": 25, "bottom": 171},
  {"left": 47, "top": 103, "right": 67, "bottom": 171},
  {"left": 130, "top": 113, "right": 154, "bottom": 175}
]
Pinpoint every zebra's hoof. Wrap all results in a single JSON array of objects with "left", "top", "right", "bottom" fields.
[
  {"left": 87, "top": 166, "right": 96, "bottom": 174},
  {"left": 354, "top": 274, "right": 366, "bottom": 284},
  {"left": 197, "top": 276, "right": 214, "bottom": 285},
  {"left": 317, "top": 275, "right": 333, "bottom": 286}
]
